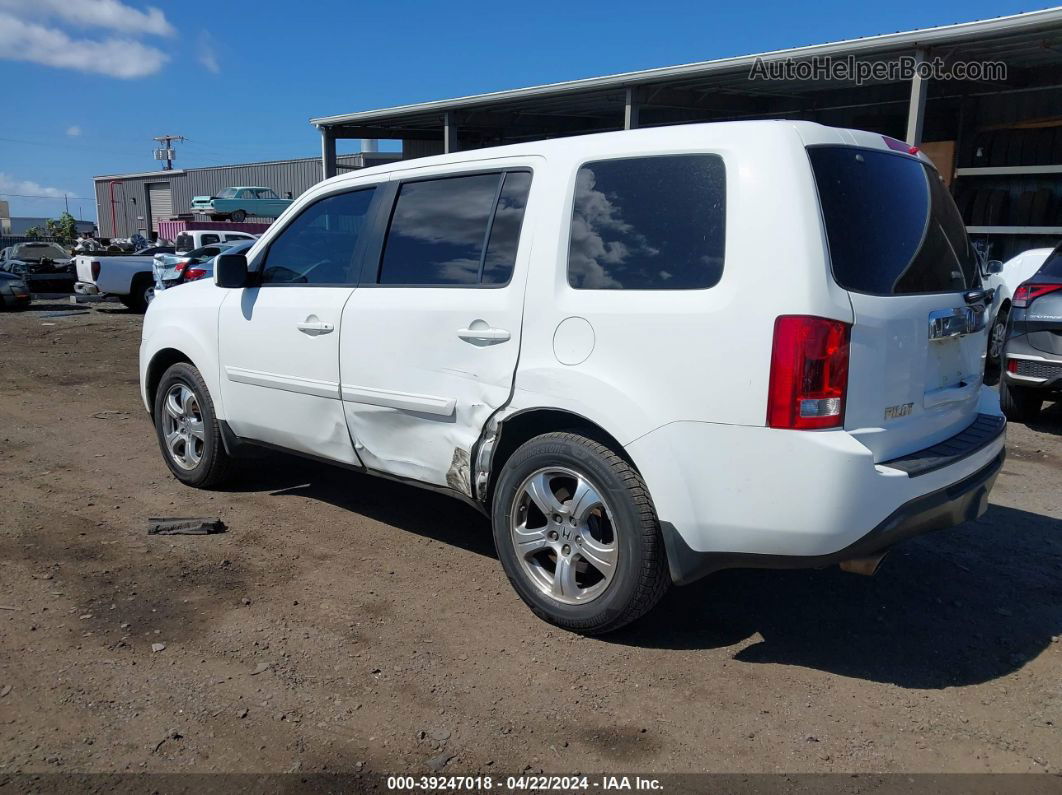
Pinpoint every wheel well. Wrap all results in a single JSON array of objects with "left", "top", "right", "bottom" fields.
[
  {"left": 486, "top": 408, "right": 636, "bottom": 503},
  {"left": 998, "top": 298, "right": 1011, "bottom": 318},
  {"left": 146, "top": 348, "right": 192, "bottom": 409}
]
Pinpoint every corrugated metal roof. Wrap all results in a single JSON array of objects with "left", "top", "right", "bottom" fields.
[{"left": 311, "top": 8, "right": 1062, "bottom": 130}]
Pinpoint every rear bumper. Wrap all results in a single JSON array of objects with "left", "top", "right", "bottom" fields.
[
  {"left": 74, "top": 282, "right": 100, "bottom": 295},
  {"left": 1003, "top": 334, "right": 1062, "bottom": 391},
  {"left": 626, "top": 397, "right": 1006, "bottom": 584},
  {"left": 660, "top": 449, "right": 1003, "bottom": 584}
]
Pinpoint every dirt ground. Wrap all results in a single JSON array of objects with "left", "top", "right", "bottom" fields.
[{"left": 1, "top": 300, "right": 1060, "bottom": 778}]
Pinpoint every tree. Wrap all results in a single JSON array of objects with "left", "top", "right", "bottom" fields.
[
  {"left": 24, "top": 226, "right": 43, "bottom": 240},
  {"left": 45, "top": 212, "right": 78, "bottom": 245}
]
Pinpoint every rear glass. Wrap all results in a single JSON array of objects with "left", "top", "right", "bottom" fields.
[
  {"left": 809, "top": 147, "right": 977, "bottom": 295},
  {"left": 1037, "top": 243, "right": 1062, "bottom": 278}
]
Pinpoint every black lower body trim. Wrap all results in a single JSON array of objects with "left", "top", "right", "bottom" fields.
[
  {"left": 881, "top": 413, "right": 1005, "bottom": 477},
  {"left": 661, "top": 449, "right": 1005, "bottom": 586}
]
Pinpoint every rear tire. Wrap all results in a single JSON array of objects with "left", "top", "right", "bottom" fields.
[
  {"left": 1000, "top": 379, "right": 1042, "bottom": 423},
  {"left": 230, "top": 210, "right": 248, "bottom": 223},
  {"left": 491, "top": 432, "right": 670, "bottom": 635},
  {"left": 153, "top": 362, "right": 234, "bottom": 488},
  {"left": 119, "top": 275, "right": 154, "bottom": 313}
]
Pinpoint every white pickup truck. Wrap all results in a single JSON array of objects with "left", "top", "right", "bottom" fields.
[{"left": 74, "top": 246, "right": 175, "bottom": 312}]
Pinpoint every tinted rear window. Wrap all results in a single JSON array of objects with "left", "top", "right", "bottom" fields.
[
  {"left": 1038, "top": 244, "right": 1062, "bottom": 278},
  {"left": 809, "top": 147, "right": 977, "bottom": 295},
  {"left": 567, "top": 154, "right": 725, "bottom": 290}
]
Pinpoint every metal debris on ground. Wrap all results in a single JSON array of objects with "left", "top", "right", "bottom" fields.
[{"left": 147, "top": 517, "right": 227, "bottom": 536}]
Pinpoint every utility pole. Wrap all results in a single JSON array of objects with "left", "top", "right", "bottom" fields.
[
  {"left": 153, "top": 135, "right": 185, "bottom": 170},
  {"left": 64, "top": 193, "right": 69, "bottom": 214}
]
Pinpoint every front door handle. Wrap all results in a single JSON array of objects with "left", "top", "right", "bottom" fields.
[
  {"left": 457, "top": 325, "right": 511, "bottom": 344},
  {"left": 296, "top": 316, "right": 334, "bottom": 336}
]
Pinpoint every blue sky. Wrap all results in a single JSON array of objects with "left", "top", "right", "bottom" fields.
[{"left": 0, "top": 0, "right": 1050, "bottom": 222}]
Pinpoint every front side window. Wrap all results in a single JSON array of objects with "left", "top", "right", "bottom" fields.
[
  {"left": 260, "top": 188, "right": 375, "bottom": 285},
  {"left": 568, "top": 154, "right": 726, "bottom": 290},
  {"left": 378, "top": 170, "right": 532, "bottom": 286}
]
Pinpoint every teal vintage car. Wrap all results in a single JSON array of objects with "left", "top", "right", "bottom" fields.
[{"left": 190, "top": 187, "right": 293, "bottom": 222}]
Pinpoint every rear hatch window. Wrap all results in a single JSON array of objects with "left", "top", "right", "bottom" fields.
[
  {"left": 175, "top": 234, "right": 193, "bottom": 252},
  {"left": 808, "top": 147, "right": 977, "bottom": 295}
]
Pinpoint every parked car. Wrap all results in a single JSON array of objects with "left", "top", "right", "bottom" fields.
[
  {"left": 190, "top": 187, "right": 293, "bottom": 222},
  {"left": 982, "top": 246, "right": 1055, "bottom": 365},
  {"left": 0, "top": 242, "right": 75, "bottom": 293},
  {"left": 999, "top": 242, "right": 1062, "bottom": 422},
  {"left": 154, "top": 240, "right": 252, "bottom": 293},
  {"left": 75, "top": 246, "right": 175, "bottom": 312},
  {"left": 173, "top": 229, "right": 257, "bottom": 255},
  {"left": 153, "top": 242, "right": 240, "bottom": 291},
  {"left": 0, "top": 270, "right": 32, "bottom": 310},
  {"left": 141, "top": 121, "right": 1005, "bottom": 634}
]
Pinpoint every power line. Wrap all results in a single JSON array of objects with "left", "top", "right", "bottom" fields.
[{"left": 0, "top": 192, "right": 92, "bottom": 200}]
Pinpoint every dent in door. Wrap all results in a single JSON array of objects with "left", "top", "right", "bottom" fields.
[{"left": 341, "top": 394, "right": 499, "bottom": 496}]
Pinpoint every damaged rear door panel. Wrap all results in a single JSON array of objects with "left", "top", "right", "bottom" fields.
[{"left": 338, "top": 162, "right": 538, "bottom": 494}]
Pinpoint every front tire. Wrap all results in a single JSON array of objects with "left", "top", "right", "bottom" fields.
[
  {"left": 491, "top": 432, "right": 670, "bottom": 635},
  {"left": 987, "top": 305, "right": 1009, "bottom": 366},
  {"left": 1000, "top": 379, "right": 1042, "bottom": 423},
  {"left": 153, "top": 363, "right": 233, "bottom": 488}
]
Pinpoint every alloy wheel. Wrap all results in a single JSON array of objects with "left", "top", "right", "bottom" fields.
[
  {"left": 161, "top": 383, "right": 205, "bottom": 470},
  {"left": 509, "top": 467, "right": 618, "bottom": 605}
]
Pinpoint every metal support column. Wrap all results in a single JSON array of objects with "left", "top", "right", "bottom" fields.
[
  {"left": 905, "top": 49, "right": 928, "bottom": 146},
  {"left": 444, "top": 111, "right": 458, "bottom": 153},
  {"left": 624, "top": 87, "right": 640, "bottom": 130},
  {"left": 320, "top": 126, "right": 337, "bottom": 180}
]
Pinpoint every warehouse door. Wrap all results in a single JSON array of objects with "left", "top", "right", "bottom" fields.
[{"left": 145, "top": 182, "right": 172, "bottom": 232}]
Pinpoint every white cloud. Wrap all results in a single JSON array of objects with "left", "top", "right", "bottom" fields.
[
  {"left": 0, "top": 11, "right": 168, "bottom": 78},
  {"left": 0, "top": 172, "right": 71, "bottom": 199},
  {"left": 0, "top": 0, "right": 174, "bottom": 36},
  {"left": 66, "top": 125, "right": 82, "bottom": 137},
  {"left": 197, "top": 31, "right": 219, "bottom": 74}
]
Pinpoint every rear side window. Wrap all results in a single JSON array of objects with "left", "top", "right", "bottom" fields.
[
  {"left": 260, "top": 188, "right": 375, "bottom": 285},
  {"left": 568, "top": 154, "right": 726, "bottom": 290},
  {"left": 174, "top": 234, "right": 192, "bottom": 251},
  {"left": 200, "top": 234, "right": 220, "bottom": 246},
  {"left": 809, "top": 147, "right": 977, "bottom": 295},
  {"left": 378, "top": 170, "right": 531, "bottom": 286}
]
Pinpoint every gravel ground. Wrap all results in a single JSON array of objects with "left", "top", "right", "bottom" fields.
[{"left": 0, "top": 300, "right": 1060, "bottom": 777}]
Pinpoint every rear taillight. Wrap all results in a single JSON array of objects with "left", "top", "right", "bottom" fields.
[
  {"left": 90, "top": 261, "right": 101, "bottom": 281},
  {"left": 184, "top": 268, "right": 207, "bottom": 281},
  {"left": 174, "top": 259, "right": 190, "bottom": 273},
  {"left": 1006, "top": 359, "right": 1020, "bottom": 374},
  {"left": 767, "top": 315, "right": 851, "bottom": 430},
  {"left": 1012, "top": 282, "right": 1062, "bottom": 308}
]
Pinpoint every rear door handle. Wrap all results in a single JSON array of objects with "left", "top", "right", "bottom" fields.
[
  {"left": 457, "top": 326, "right": 511, "bottom": 343},
  {"left": 296, "top": 318, "right": 334, "bottom": 335}
]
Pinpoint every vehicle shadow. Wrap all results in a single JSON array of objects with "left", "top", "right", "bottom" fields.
[
  {"left": 1026, "top": 400, "right": 1062, "bottom": 436},
  {"left": 221, "top": 448, "right": 496, "bottom": 558},
  {"left": 220, "top": 449, "right": 1060, "bottom": 689},
  {"left": 608, "top": 503, "right": 1062, "bottom": 688}
]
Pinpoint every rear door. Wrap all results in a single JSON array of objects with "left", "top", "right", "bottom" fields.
[
  {"left": 809, "top": 145, "right": 989, "bottom": 461},
  {"left": 338, "top": 165, "right": 535, "bottom": 491}
]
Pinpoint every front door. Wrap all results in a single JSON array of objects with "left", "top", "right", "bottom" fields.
[
  {"left": 339, "top": 167, "right": 535, "bottom": 492},
  {"left": 218, "top": 185, "right": 379, "bottom": 464}
]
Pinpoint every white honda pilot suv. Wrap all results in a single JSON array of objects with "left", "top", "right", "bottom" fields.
[{"left": 141, "top": 121, "right": 1006, "bottom": 634}]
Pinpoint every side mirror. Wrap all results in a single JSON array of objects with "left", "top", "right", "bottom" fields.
[
  {"left": 986, "top": 260, "right": 1004, "bottom": 275},
  {"left": 215, "top": 254, "right": 249, "bottom": 288}
]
